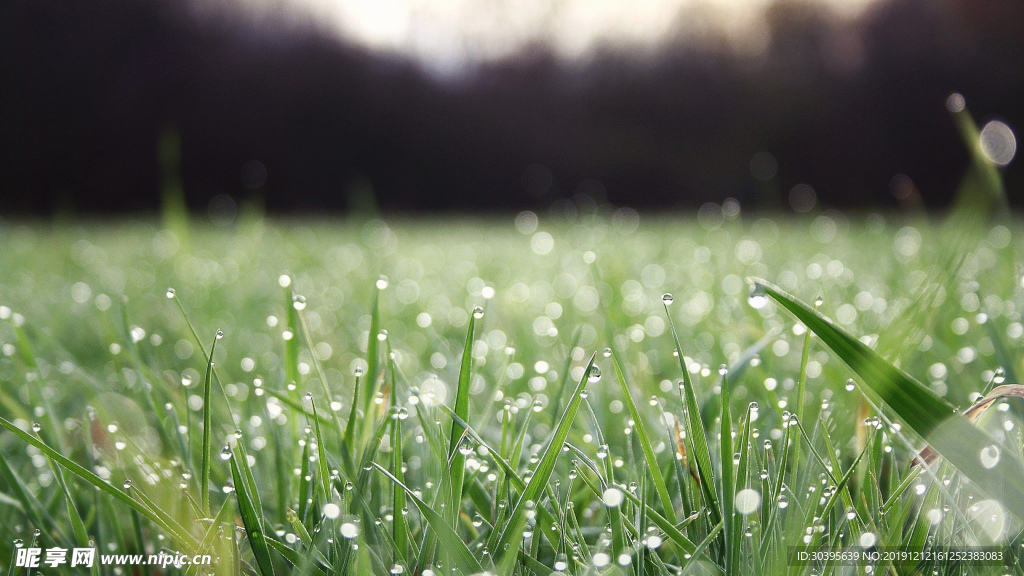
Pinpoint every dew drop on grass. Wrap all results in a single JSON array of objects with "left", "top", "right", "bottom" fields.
[
  {"left": 31, "top": 422, "right": 41, "bottom": 433},
  {"left": 472, "top": 306, "right": 484, "bottom": 319},
  {"left": 376, "top": 275, "right": 389, "bottom": 290},
  {"left": 662, "top": 293, "right": 674, "bottom": 305},
  {"left": 777, "top": 493, "right": 789, "bottom": 509},
  {"left": 292, "top": 295, "right": 306, "bottom": 310},
  {"left": 735, "top": 488, "right": 761, "bottom": 515},
  {"left": 123, "top": 480, "right": 132, "bottom": 490},
  {"left": 980, "top": 445, "right": 1001, "bottom": 469},
  {"left": 354, "top": 367, "right": 364, "bottom": 377},
  {"left": 859, "top": 532, "right": 877, "bottom": 548},
  {"left": 814, "top": 294, "right": 824, "bottom": 307},
  {"left": 390, "top": 564, "right": 404, "bottom": 574},
  {"left": 994, "top": 367, "right": 1006, "bottom": 384},
  {"left": 322, "top": 503, "right": 341, "bottom": 519},
  {"left": 165, "top": 288, "right": 176, "bottom": 299},
  {"left": 845, "top": 379, "right": 856, "bottom": 392},
  {"left": 603, "top": 347, "right": 612, "bottom": 358},
  {"left": 588, "top": 366, "right": 602, "bottom": 382},
  {"left": 220, "top": 446, "right": 232, "bottom": 460},
  {"left": 377, "top": 330, "right": 388, "bottom": 341},
  {"left": 748, "top": 285, "right": 768, "bottom": 309},
  {"left": 602, "top": 487, "right": 624, "bottom": 507},
  {"left": 13, "top": 539, "right": 23, "bottom": 547}
]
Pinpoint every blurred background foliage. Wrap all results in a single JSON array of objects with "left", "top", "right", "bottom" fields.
[{"left": 1, "top": 0, "right": 1021, "bottom": 215}]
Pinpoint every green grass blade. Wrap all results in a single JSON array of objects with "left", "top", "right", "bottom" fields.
[
  {"left": 362, "top": 287, "right": 382, "bottom": 415},
  {"left": 201, "top": 331, "right": 220, "bottom": 516},
  {"left": 372, "top": 463, "right": 484, "bottom": 574},
  {"left": 752, "top": 278, "right": 1024, "bottom": 521},
  {"left": 664, "top": 303, "right": 722, "bottom": 527},
  {"left": 230, "top": 447, "right": 276, "bottom": 576},
  {"left": 610, "top": 354, "right": 676, "bottom": 524},
  {"left": 493, "top": 353, "right": 596, "bottom": 573},
  {"left": 447, "top": 313, "right": 477, "bottom": 526},
  {"left": 0, "top": 415, "right": 199, "bottom": 552}
]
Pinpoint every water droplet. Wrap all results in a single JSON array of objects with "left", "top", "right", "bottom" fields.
[
  {"left": 165, "top": 288, "right": 176, "bottom": 299},
  {"left": 472, "top": 306, "right": 484, "bottom": 319},
  {"left": 13, "top": 539, "right": 23, "bottom": 548},
  {"left": 994, "top": 367, "right": 1006, "bottom": 384},
  {"left": 339, "top": 521, "right": 360, "bottom": 538},
  {"left": 220, "top": 446, "right": 232, "bottom": 460},
  {"left": 602, "top": 487, "right": 624, "bottom": 507},
  {"left": 748, "top": 284, "right": 768, "bottom": 309},
  {"left": 588, "top": 366, "right": 602, "bottom": 382},
  {"left": 979, "top": 120, "right": 1017, "bottom": 166},
  {"left": 662, "top": 293, "right": 674, "bottom": 305},
  {"left": 718, "top": 364, "right": 728, "bottom": 376},
  {"left": 777, "top": 493, "right": 789, "bottom": 509},
  {"left": 980, "top": 444, "right": 1001, "bottom": 469},
  {"left": 123, "top": 479, "right": 133, "bottom": 490},
  {"left": 845, "top": 379, "right": 856, "bottom": 392},
  {"left": 31, "top": 422, "right": 41, "bottom": 433},
  {"left": 946, "top": 93, "right": 965, "bottom": 113},
  {"left": 376, "top": 275, "right": 389, "bottom": 290},
  {"left": 735, "top": 488, "right": 761, "bottom": 515},
  {"left": 814, "top": 294, "right": 824, "bottom": 307},
  {"left": 292, "top": 295, "right": 306, "bottom": 311},
  {"left": 322, "top": 503, "right": 341, "bottom": 519},
  {"left": 215, "top": 330, "right": 224, "bottom": 340},
  {"left": 603, "top": 347, "right": 612, "bottom": 358}
]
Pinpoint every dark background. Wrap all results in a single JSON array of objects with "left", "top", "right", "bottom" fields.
[{"left": 1, "top": 0, "right": 1022, "bottom": 215}]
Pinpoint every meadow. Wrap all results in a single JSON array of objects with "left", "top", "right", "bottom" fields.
[{"left": 1, "top": 209, "right": 1023, "bottom": 575}]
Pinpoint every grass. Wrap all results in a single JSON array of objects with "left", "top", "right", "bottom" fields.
[{"left": 1, "top": 211, "right": 1024, "bottom": 575}]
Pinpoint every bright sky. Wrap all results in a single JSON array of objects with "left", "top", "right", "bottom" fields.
[{"left": 256, "top": 0, "right": 878, "bottom": 73}]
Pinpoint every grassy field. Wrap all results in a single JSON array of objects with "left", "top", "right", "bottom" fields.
[{"left": 1, "top": 212, "right": 1024, "bottom": 575}]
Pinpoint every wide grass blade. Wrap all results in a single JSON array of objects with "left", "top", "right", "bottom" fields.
[
  {"left": 0, "top": 415, "right": 199, "bottom": 552},
  {"left": 230, "top": 445, "right": 276, "bottom": 576},
  {"left": 752, "top": 278, "right": 1024, "bottom": 521}
]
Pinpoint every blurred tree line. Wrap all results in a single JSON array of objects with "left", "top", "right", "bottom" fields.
[{"left": 0, "top": 0, "right": 1021, "bottom": 215}]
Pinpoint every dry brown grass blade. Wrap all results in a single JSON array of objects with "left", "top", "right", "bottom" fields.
[
  {"left": 674, "top": 419, "right": 701, "bottom": 484},
  {"left": 914, "top": 384, "right": 1024, "bottom": 466}
]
